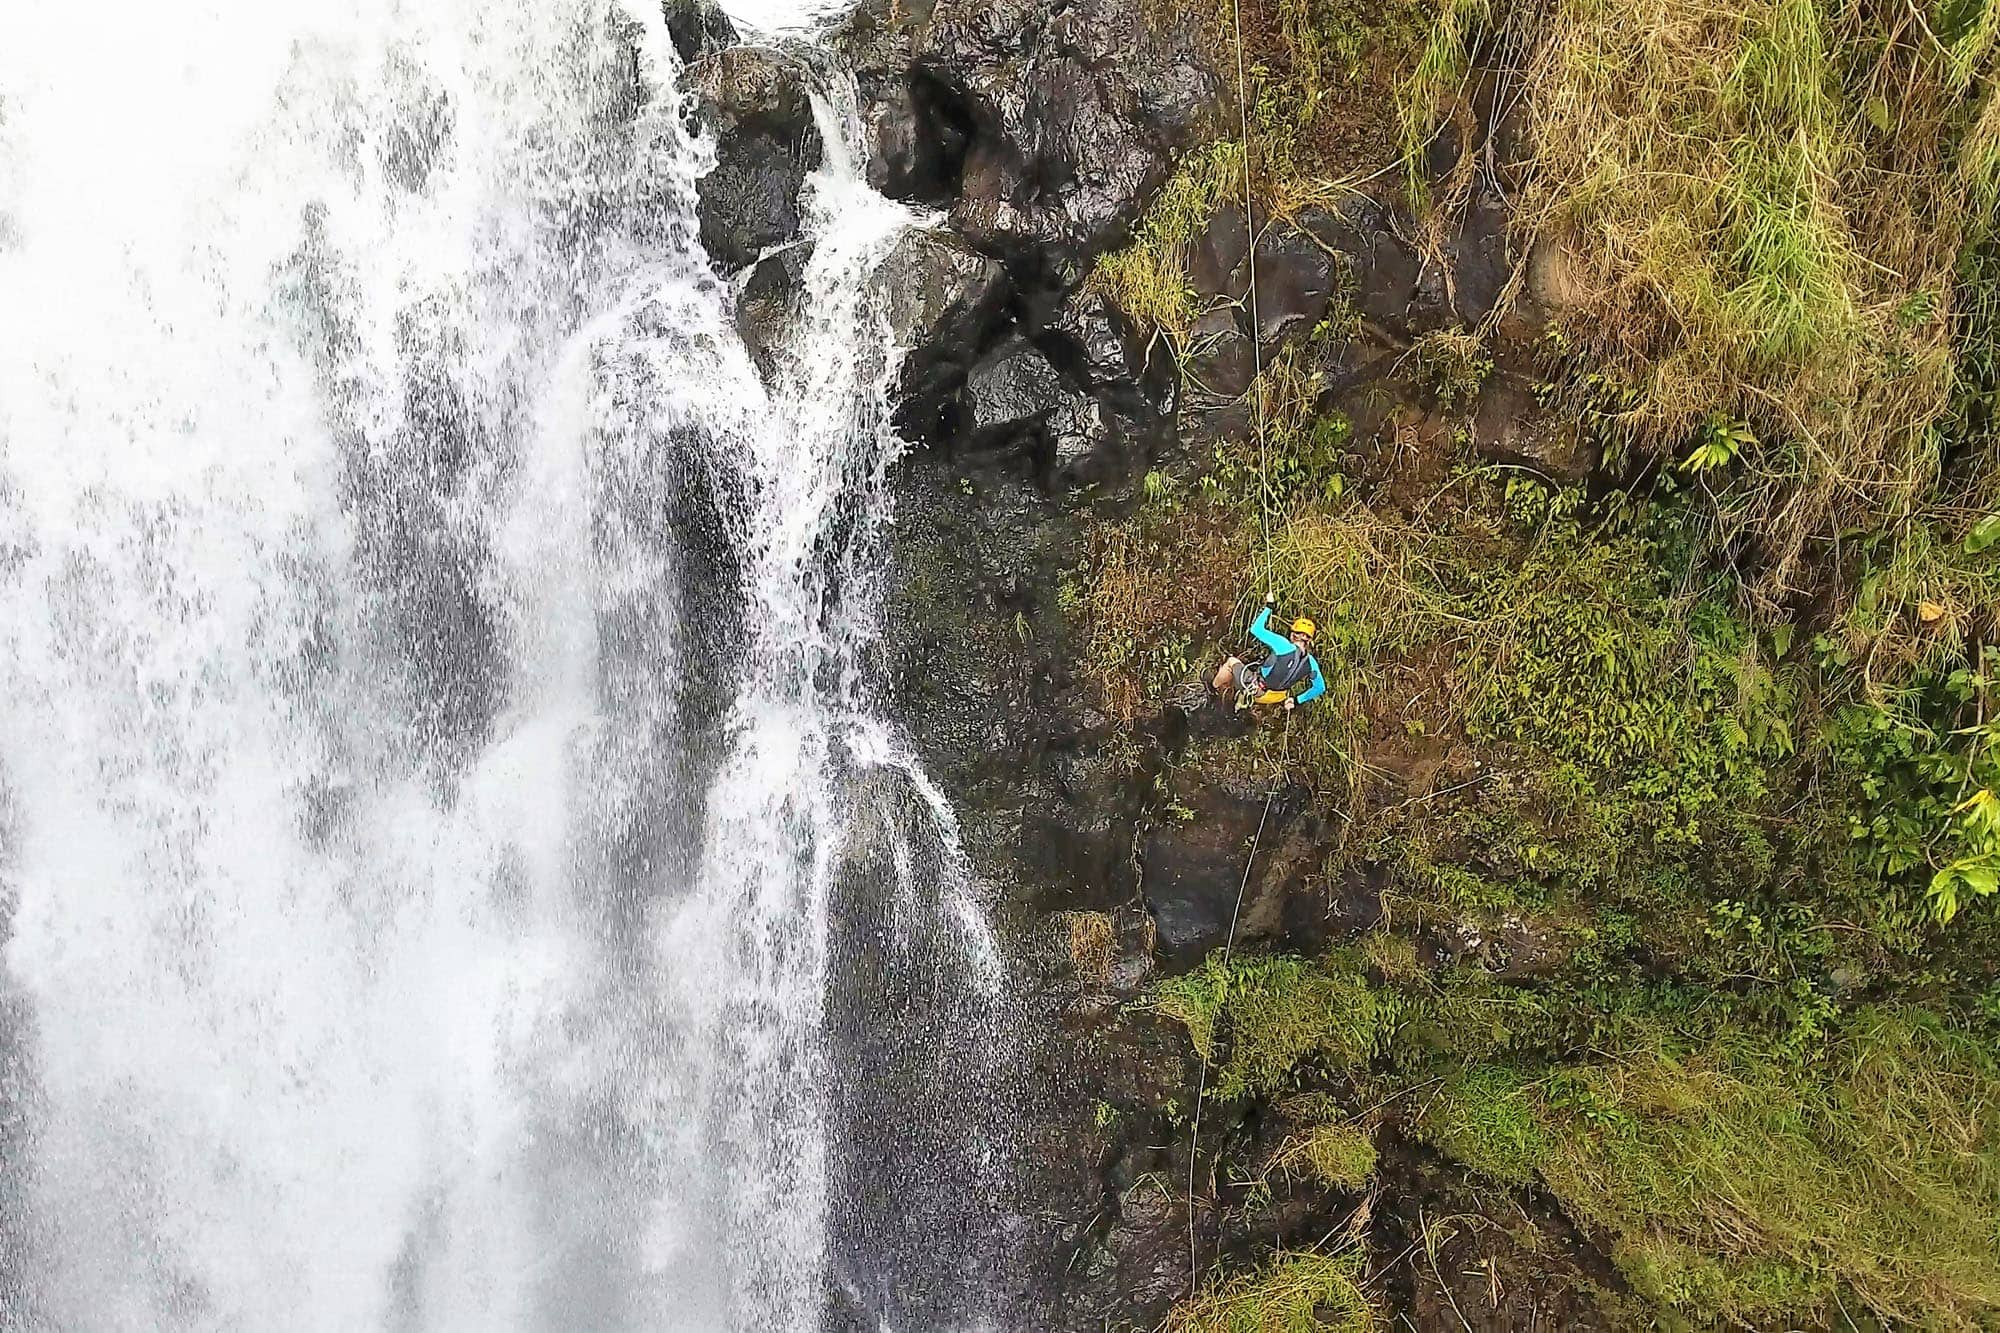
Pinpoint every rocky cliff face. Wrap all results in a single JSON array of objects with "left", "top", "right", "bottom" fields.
[{"left": 684, "top": 0, "right": 1603, "bottom": 1325}]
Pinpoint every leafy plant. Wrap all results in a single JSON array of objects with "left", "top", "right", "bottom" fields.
[
  {"left": 1828, "top": 650, "right": 2000, "bottom": 923},
  {"left": 1680, "top": 413, "right": 1756, "bottom": 473}
]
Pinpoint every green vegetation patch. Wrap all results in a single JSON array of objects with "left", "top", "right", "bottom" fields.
[
  {"left": 1161, "top": 944, "right": 2000, "bottom": 1327},
  {"left": 1091, "top": 141, "right": 1245, "bottom": 341},
  {"left": 1421, "top": 1013, "right": 2000, "bottom": 1327},
  {"left": 1398, "top": 0, "right": 1998, "bottom": 587},
  {"left": 1278, "top": 1118, "right": 1379, "bottom": 1190},
  {"left": 1155, "top": 953, "right": 1396, "bottom": 1098},
  {"left": 1168, "top": 1246, "right": 1376, "bottom": 1332}
]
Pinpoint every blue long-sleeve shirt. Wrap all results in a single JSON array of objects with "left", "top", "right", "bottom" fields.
[{"left": 1249, "top": 607, "right": 1326, "bottom": 704}]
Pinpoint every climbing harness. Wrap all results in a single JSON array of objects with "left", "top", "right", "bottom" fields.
[{"left": 1186, "top": 0, "right": 1293, "bottom": 1298}]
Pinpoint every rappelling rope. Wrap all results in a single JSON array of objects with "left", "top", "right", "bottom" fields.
[
  {"left": 1185, "top": 0, "right": 1289, "bottom": 1298},
  {"left": 1234, "top": 0, "right": 1274, "bottom": 587}
]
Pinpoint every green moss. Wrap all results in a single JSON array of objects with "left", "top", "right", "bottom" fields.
[
  {"left": 1155, "top": 954, "right": 1398, "bottom": 1099},
  {"left": 1416, "top": 1063, "right": 1549, "bottom": 1186},
  {"left": 1168, "top": 1247, "right": 1376, "bottom": 1332},
  {"left": 1523, "top": 1014, "right": 2000, "bottom": 1326},
  {"left": 1296, "top": 1120, "right": 1378, "bottom": 1190}
]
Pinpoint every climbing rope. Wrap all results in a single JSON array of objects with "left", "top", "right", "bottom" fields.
[
  {"left": 1184, "top": 0, "right": 1289, "bottom": 1298},
  {"left": 1183, "top": 775, "right": 1282, "bottom": 1297},
  {"left": 1233, "top": 0, "right": 1275, "bottom": 591}
]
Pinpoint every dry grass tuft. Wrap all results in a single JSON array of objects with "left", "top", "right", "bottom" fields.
[{"left": 1064, "top": 910, "right": 1118, "bottom": 986}]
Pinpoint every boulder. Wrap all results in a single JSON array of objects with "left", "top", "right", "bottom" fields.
[
  {"left": 955, "top": 337, "right": 1128, "bottom": 482},
  {"left": 963, "top": 335, "right": 1066, "bottom": 445},
  {"left": 837, "top": 0, "right": 1218, "bottom": 269},
  {"left": 829, "top": 0, "right": 976, "bottom": 204},
  {"left": 1248, "top": 226, "right": 1337, "bottom": 354},
  {"left": 688, "top": 45, "right": 824, "bottom": 271},
  {"left": 1432, "top": 192, "right": 1514, "bottom": 327},
  {"left": 1296, "top": 194, "right": 1515, "bottom": 339},
  {"left": 879, "top": 227, "right": 1008, "bottom": 373},
  {"left": 1187, "top": 206, "right": 1250, "bottom": 300},
  {"left": 663, "top": 0, "right": 736, "bottom": 64},
  {"left": 864, "top": 70, "right": 977, "bottom": 205},
  {"left": 938, "top": 0, "right": 1217, "bottom": 264},
  {"left": 876, "top": 226, "right": 1010, "bottom": 444},
  {"left": 735, "top": 241, "right": 809, "bottom": 377},
  {"left": 1178, "top": 307, "right": 1254, "bottom": 401},
  {"left": 1046, "top": 394, "right": 1105, "bottom": 474},
  {"left": 1298, "top": 200, "right": 1428, "bottom": 335},
  {"left": 1048, "top": 288, "right": 1146, "bottom": 390}
]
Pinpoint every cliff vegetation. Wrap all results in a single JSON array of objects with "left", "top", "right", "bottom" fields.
[{"left": 1076, "top": 0, "right": 2000, "bottom": 1323}]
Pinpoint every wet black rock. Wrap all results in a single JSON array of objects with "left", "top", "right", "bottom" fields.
[
  {"left": 1179, "top": 308, "right": 1255, "bottom": 401},
  {"left": 876, "top": 226, "right": 1009, "bottom": 438},
  {"left": 963, "top": 336, "right": 1067, "bottom": 445},
  {"left": 830, "top": 0, "right": 975, "bottom": 205},
  {"left": 1418, "top": 191, "right": 1515, "bottom": 328},
  {"left": 837, "top": 0, "right": 1218, "bottom": 273},
  {"left": 880, "top": 228, "right": 1009, "bottom": 352},
  {"left": 734, "top": 241, "right": 809, "bottom": 377},
  {"left": 1048, "top": 288, "right": 1147, "bottom": 391},
  {"left": 1248, "top": 225, "right": 1337, "bottom": 354},
  {"left": 663, "top": 0, "right": 737, "bottom": 64},
  {"left": 1187, "top": 205, "right": 1250, "bottom": 301},
  {"left": 1139, "top": 776, "right": 1362, "bottom": 967},
  {"left": 930, "top": 0, "right": 1216, "bottom": 268},
  {"left": 1294, "top": 193, "right": 1517, "bottom": 339},
  {"left": 688, "top": 45, "right": 824, "bottom": 271}
]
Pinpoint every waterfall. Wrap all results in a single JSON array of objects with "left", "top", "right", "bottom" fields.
[{"left": 0, "top": 0, "right": 1004, "bottom": 1328}]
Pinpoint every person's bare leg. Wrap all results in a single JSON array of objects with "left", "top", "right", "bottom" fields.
[{"left": 1213, "top": 656, "right": 1243, "bottom": 693}]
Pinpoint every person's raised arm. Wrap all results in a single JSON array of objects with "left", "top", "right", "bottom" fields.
[{"left": 1248, "top": 598, "right": 1292, "bottom": 655}]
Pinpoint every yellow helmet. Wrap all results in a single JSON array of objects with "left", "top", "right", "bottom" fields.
[{"left": 1291, "top": 617, "right": 1316, "bottom": 638}]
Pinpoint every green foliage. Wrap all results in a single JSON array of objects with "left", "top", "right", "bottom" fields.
[
  {"left": 1396, "top": 0, "right": 1490, "bottom": 201},
  {"left": 1409, "top": 328, "right": 1492, "bottom": 409},
  {"left": 1091, "top": 141, "right": 1244, "bottom": 337},
  {"left": 1827, "top": 650, "right": 2000, "bottom": 923},
  {"left": 1417, "top": 1063, "right": 1548, "bottom": 1186},
  {"left": 1525, "top": 1014, "right": 2000, "bottom": 1327},
  {"left": 1460, "top": 482, "right": 1792, "bottom": 848},
  {"left": 1206, "top": 414, "right": 1350, "bottom": 513},
  {"left": 1155, "top": 954, "right": 1397, "bottom": 1099},
  {"left": 1168, "top": 1246, "right": 1375, "bottom": 1332},
  {"left": 1679, "top": 412, "right": 1756, "bottom": 473},
  {"left": 1197, "top": 0, "right": 1436, "bottom": 190}
]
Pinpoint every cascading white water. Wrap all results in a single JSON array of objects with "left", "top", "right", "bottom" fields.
[{"left": 0, "top": 0, "right": 1001, "bottom": 1328}]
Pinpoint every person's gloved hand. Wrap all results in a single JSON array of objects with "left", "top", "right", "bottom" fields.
[
  {"left": 1264, "top": 592, "right": 1276, "bottom": 607},
  {"left": 1283, "top": 697, "right": 1296, "bottom": 711}
]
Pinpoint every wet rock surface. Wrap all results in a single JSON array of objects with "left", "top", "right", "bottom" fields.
[
  {"left": 836, "top": 0, "right": 1588, "bottom": 1321},
  {"left": 734, "top": 240, "right": 808, "bottom": 376},
  {"left": 663, "top": 0, "right": 736, "bottom": 64},
  {"left": 687, "top": 45, "right": 824, "bottom": 271},
  {"left": 835, "top": 0, "right": 1219, "bottom": 273}
]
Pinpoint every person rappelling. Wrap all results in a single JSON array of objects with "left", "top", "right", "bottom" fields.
[{"left": 1212, "top": 593, "right": 1326, "bottom": 711}]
